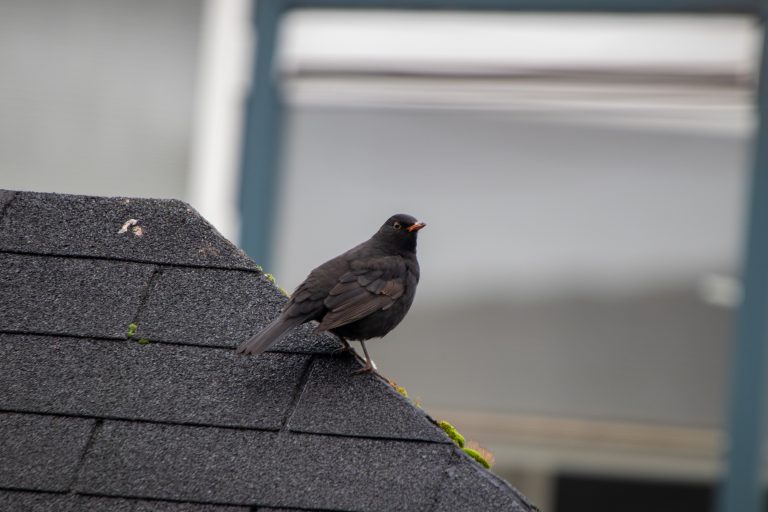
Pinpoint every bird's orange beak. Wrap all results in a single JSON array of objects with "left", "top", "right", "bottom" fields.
[{"left": 407, "top": 221, "right": 426, "bottom": 232}]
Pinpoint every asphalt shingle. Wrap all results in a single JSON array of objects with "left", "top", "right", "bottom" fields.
[
  {"left": 76, "top": 420, "right": 453, "bottom": 511},
  {"left": 1, "top": 189, "right": 535, "bottom": 512},
  {"left": 0, "top": 333, "right": 309, "bottom": 429},
  {"left": 0, "top": 490, "right": 249, "bottom": 512},
  {"left": 0, "top": 491, "right": 71, "bottom": 512},
  {"left": 0, "top": 189, "right": 16, "bottom": 217},
  {"left": 257, "top": 509, "right": 314, "bottom": 512},
  {"left": 0, "top": 190, "right": 257, "bottom": 270},
  {"left": 433, "top": 454, "right": 538, "bottom": 512},
  {"left": 288, "top": 355, "right": 449, "bottom": 442},
  {"left": 0, "top": 253, "right": 154, "bottom": 338},
  {"left": 0, "top": 413, "right": 94, "bottom": 491},
  {"left": 135, "top": 266, "right": 337, "bottom": 353}
]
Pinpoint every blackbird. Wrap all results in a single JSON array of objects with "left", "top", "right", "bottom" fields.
[{"left": 236, "top": 214, "right": 426, "bottom": 374}]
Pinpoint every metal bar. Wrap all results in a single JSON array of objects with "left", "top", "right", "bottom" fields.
[
  {"left": 286, "top": 0, "right": 759, "bottom": 13},
  {"left": 719, "top": 9, "right": 768, "bottom": 512},
  {"left": 239, "top": 0, "right": 285, "bottom": 270}
]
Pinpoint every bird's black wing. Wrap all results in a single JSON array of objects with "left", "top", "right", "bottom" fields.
[
  {"left": 316, "top": 256, "right": 406, "bottom": 332},
  {"left": 235, "top": 257, "right": 349, "bottom": 355},
  {"left": 283, "top": 253, "right": 352, "bottom": 318}
]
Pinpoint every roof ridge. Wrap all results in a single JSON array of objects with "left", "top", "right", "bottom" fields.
[
  {"left": 0, "top": 189, "right": 260, "bottom": 271},
  {"left": 0, "top": 187, "right": 185, "bottom": 206}
]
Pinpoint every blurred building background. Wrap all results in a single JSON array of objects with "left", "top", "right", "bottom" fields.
[{"left": 0, "top": 1, "right": 761, "bottom": 510}]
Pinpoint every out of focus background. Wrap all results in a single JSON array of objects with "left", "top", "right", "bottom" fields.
[{"left": 0, "top": 1, "right": 763, "bottom": 510}]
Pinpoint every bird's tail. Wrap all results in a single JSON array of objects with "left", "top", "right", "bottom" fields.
[{"left": 235, "top": 314, "right": 307, "bottom": 355}]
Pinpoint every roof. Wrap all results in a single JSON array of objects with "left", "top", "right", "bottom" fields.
[{"left": 0, "top": 189, "right": 536, "bottom": 511}]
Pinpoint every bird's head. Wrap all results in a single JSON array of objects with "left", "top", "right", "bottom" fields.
[{"left": 375, "top": 213, "right": 426, "bottom": 253}]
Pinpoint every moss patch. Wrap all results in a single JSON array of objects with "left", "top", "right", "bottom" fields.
[
  {"left": 462, "top": 447, "right": 491, "bottom": 469},
  {"left": 126, "top": 323, "right": 137, "bottom": 339},
  {"left": 262, "top": 272, "right": 289, "bottom": 297},
  {"left": 388, "top": 380, "right": 409, "bottom": 399},
  {"left": 386, "top": 383, "right": 494, "bottom": 470},
  {"left": 137, "top": 338, "right": 150, "bottom": 346},
  {"left": 438, "top": 420, "right": 465, "bottom": 448}
]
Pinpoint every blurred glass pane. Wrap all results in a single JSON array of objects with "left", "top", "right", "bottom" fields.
[{"left": 275, "top": 11, "right": 759, "bottom": 511}]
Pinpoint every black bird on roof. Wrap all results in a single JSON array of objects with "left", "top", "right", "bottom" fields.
[{"left": 236, "top": 214, "right": 426, "bottom": 374}]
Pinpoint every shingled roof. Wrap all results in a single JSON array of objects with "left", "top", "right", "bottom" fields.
[{"left": 0, "top": 189, "right": 536, "bottom": 511}]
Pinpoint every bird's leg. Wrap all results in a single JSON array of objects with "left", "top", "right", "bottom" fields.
[
  {"left": 351, "top": 340, "right": 379, "bottom": 376},
  {"left": 333, "top": 335, "right": 368, "bottom": 367},
  {"left": 332, "top": 335, "right": 353, "bottom": 355}
]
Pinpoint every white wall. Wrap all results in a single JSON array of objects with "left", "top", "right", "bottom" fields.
[{"left": 0, "top": 0, "right": 202, "bottom": 200}]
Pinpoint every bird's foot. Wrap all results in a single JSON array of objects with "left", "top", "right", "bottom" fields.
[
  {"left": 351, "top": 362, "right": 379, "bottom": 377},
  {"left": 332, "top": 344, "right": 353, "bottom": 356},
  {"left": 350, "top": 340, "right": 383, "bottom": 377},
  {"left": 332, "top": 336, "right": 353, "bottom": 356}
]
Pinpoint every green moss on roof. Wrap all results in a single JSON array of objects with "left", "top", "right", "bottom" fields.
[
  {"left": 264, "top": 273, "right": 289, "bottom": 297},
  {"left": 438, "top": 420, "right": 465, "bottom": 448},
  {"left": 462, "top": 447, "right": 491, "bottom": 469}
]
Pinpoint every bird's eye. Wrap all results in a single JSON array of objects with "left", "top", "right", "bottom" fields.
[{"left": 393, "top": 221, "right": 402, "bottom": 230}]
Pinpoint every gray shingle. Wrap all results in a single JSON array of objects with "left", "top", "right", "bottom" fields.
[
  {"left": 0, "top": 190, "right": 16, "bottom": 218},
  {"left": 0, "top": 333, "right": 309, "bottom": 430},
  {"left": 433, "top": 454, "right": 538, "bottom": 512},
  {"left": 0, "top": 490, "right": 249, "bottom": 512},
  {"left": 0, "top": 491, "right": 71, "bottom": 512},
  {"left": 128, "top": 501, "right": 249, "bottom": 512},
  {"left": 125, "top": 499, "right": 250, "bottom": 512},
  {"left": 288, "top": 355, "right": 449, "bottom": 443},
  {"left": 257, "top": 509, "right": 315, "bottom": 512},
  {"left": 76, "top": 420, "right": 453, "bottom": 511},
  {"left": 135, "top": 266, "right": 337, "bottom": 353},
  {"left": 0, "top": 190, "right": 258, "bottom": 270},
  {"left": 0, "top": 253, "right": 154, "bottom": 338},
  {"left": 0, "top": 412, "right": 94, "bottom": 491},
  {"left": 257, "top": 509, "right": 316, "bottom": 512}
]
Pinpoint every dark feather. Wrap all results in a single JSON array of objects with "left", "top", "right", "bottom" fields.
[
  {"left": 317, "top": 294, "right": 393, "bottom": 332},
  {"left": 235, "top": 313, "right": 310, "bottom": 355}
]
